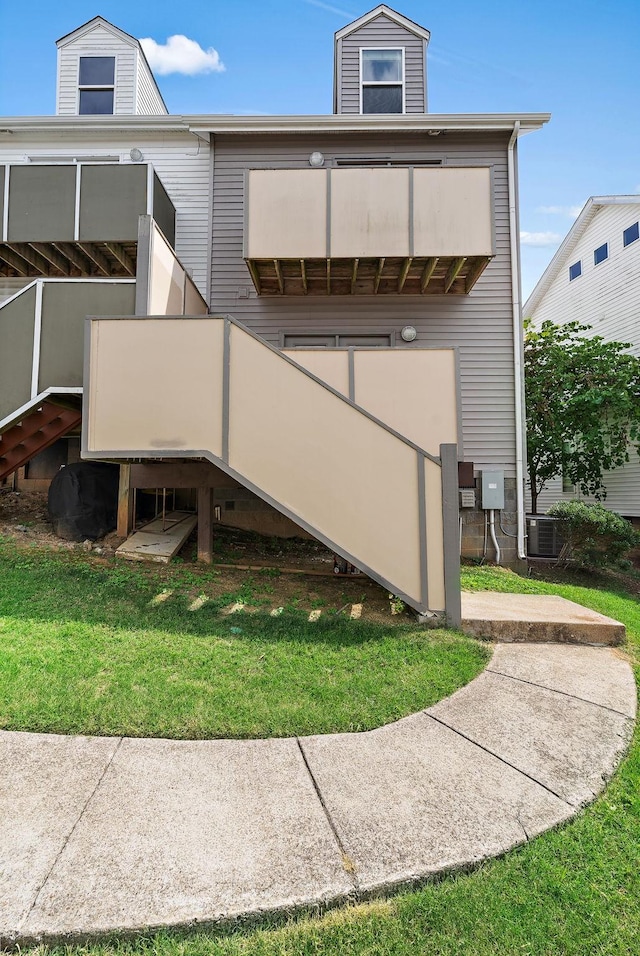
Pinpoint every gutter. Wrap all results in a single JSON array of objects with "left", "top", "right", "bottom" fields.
[
  {"left": 507, "top": 120, "right": 527, "bottom": 560},
  {"left": 0, "top": 112, "right": 551, "bottom": 136}
]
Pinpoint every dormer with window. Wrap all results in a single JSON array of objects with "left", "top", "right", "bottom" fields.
[
  {"left": 56, "top": 16, "right": 168, "bottom": 116},
  {"left": 334, "top": 5, "right": 429, "bottom": 114}
]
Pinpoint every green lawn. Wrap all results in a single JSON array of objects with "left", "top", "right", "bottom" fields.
[
  {"left": 18, "top": 558, "right": 640, "bottom": 956},
  {"left": 4, "top": 537, "right": 640, "bottom": 954},
  {"left": 0, "top": 536, "right": 486, "bottom": 738}
]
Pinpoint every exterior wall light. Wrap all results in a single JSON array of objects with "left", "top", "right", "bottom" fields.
[
  {"left": 129, "top": 147, "right": 144, "bottom": 162},
  {"left": 309, "top": 151, "right": 325, "bottom": 167},
  {"left": 401, "top": 325, "right": 417, "bottom": 342}
]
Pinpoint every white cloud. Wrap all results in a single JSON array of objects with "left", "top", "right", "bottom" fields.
[
  {"left": 537, "top": 204, "right": 583, "bottom": 217},
  {"left": 140, "top": 35, "right": 225, "bottom": 76},
  {"left": 520, "top": 231, "right": 564, "bottom": 247}
]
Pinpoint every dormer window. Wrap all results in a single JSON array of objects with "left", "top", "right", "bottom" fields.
[
  {"left": 360, "top": 48, "right": 404, "bottom": 114},
  {"left": 78, "top": 56, "right": 115, "bottom": 114}
]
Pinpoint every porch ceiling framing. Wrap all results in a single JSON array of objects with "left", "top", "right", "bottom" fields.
[
  {"left": 244, "top": 253, "right": 492, "bottom": 296},
  {"left": 0, "top": 239, "right": 138, "bottom": 279}
]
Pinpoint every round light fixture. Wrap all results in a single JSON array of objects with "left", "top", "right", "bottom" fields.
[
  {"left": 309, "top": 151, "right": 325, "bottom": 167},
  {"left": 129, "top": 147, "right": 144, "bottom": 163},
  {"left": 401, "top": 325, "right": 417, "bottom": 342}
]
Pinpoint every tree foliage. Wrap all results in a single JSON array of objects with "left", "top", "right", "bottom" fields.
[
  {"left": 548, "top": 500, "right": 639, "bottom": 568},
  {"left": 524, "top": 320, "right": 640, "bottom": 513}
]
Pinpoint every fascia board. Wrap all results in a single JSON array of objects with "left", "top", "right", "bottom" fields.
[
  {"left": 0, "top": 112, "right": 551, "bottom": 135},
  {"left": 523, "top": 199, "right": 597, "bottom": 316},
  {"left": 524, "top": 195, "right": 640, "bottom": 316},
  {"left": 335, "top": 5, "right": 431, "bottom": 42},
  {"left": 57, "top": 16, "right": 138, "bottom": 49}
]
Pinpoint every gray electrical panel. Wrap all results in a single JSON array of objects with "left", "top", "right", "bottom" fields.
[{"left": 481, "top": 470, "right": 505, "bottom": 510}]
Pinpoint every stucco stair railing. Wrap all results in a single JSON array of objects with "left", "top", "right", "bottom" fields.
[{"left": 84, "top": 315, "right": 460, "bottom": 622}]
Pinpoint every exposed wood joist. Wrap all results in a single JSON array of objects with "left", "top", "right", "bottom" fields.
[
  {"left": 420, "top": 257, "right": 438, "bottom": 293},
  {"left": 465, "top": 256, "right": 491, "bottom": 293},
  {"left": 245, "top": 253, "right": 489, "bottom": 297},
  {"left": 0, "top": 246, "right": 29, "bottom": 276},
  {"left": 246, "top": 259, "right": 262, "bottom": 295},
  {"left": 398, "top": 257, "right": 413, "bottom": 293},
  {"left": 350, "top": 258, "right": 359, "bottom": 294},
  {"left": 78, "top": 242, "right": 112, "bottom": 276},
  {"left": 444, "top": 256, "right": 466, "bottom": 294},
  {"left": 373, "top": 257, "right": 385, "bottom": 294},
  {"left": 8, "top": 243, "right": 52, "bottom": 275},
  {"left": 273, "top": 258, "right": 284, "bottom": 294},
  {"left": 52, "top": 242, "right": 94, "bottom": 273},
  {"left": 28, "top": 242, "right": 70, "bottom": 276},
  {"left": 105, "top": 242, "right": 135, "bottom": 277}
]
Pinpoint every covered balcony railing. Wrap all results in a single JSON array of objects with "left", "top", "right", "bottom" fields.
[
  {"left": 244, "top": 166, "right": 494, "bottom": 295},
  {"left": 0, "top": 163, "right": 175, "bottom": 279}
]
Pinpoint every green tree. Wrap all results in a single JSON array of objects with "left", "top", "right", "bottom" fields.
[{"left": 524, "top": 320, "right": 640, "bottom": 514}]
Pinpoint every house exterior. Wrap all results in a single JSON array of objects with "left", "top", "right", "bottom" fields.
[
  {"left": 524, "top": 197, "right": 640, "bottom": 518},
  {"left": 0, "top": 6, "right": 550, "bottom": 621}
]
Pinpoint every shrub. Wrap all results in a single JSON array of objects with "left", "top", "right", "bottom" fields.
[{"left": 547, "top": 500, "right": 639, "bottom": 568}]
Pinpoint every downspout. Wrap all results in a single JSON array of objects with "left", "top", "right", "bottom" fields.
[{"left": 507, "top": 120, "right": 527, "bottom": 560}]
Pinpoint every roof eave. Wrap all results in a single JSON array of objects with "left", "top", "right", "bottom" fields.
[
  {"left": 335, "top": 5, "right": 431, "bottom": 42},
  {"left": 0, "top": 112, "right": 550, "bottom": 136}
]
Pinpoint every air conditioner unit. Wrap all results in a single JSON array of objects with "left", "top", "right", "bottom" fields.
[{"left": 526, "top": 516, "right": 564, "bottom": 558}]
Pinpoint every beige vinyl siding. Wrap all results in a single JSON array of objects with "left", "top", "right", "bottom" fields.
[
  {"left": 338, "top": 14, "right": 426, "bottom": 114},
  {"left": 528, "top": 202, "right": 640, "bottom": 516},
  {"left": 0, "top": 136, "right": 210, "bottom": 296},
  {"left": 535, "top": 451, "right": 640, "bottom": 518},
  {"left": 528, "top": 204, "right": 640, "bottom": 356},
  {"left": 210, "top": 131, "right": 516, "bottom": 474},
  {"left": 57, "top": 26, "right": 137, "bottom": 115},
  {"left": 136, "top": 57, "right": 167, "bottom": 115}
]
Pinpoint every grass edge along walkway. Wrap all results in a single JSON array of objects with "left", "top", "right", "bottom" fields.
[
  {"left": 0, "top": 537, "right": 487, "bottom": 739},
  {"left": 17, "top": 562, "right": 640, "bottom": 956}
]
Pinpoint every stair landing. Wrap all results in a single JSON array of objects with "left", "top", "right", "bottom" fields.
[{"left": 461, "top": 592, "right": 625, "bottom": 645}]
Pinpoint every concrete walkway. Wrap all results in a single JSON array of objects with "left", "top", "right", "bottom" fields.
[{"left": 1, "top": 642, "right": 636, "bottom": 947}]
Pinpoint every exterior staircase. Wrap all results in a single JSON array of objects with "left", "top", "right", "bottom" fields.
[
  {"left": 0, "top": 402, "right": 82, "bottom": 482},
  {"left": 84, "top": 314, "right": 461, "bottom": 622}
]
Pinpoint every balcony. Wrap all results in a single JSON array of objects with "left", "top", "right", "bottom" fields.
[
  {"left": 0, "top": 163, "right": 175, "bottom": 279},
  {"left": 244, "top": 166, "right": 494, "bottom": 295}
]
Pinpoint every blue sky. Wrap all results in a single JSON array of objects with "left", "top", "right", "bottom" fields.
[{"left": 1, "top": 0, "right": 639, "bottom": 299}]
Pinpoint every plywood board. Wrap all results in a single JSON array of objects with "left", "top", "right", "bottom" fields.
[{"left": 116, "top": 511, "right": 197, "bottom": 564}]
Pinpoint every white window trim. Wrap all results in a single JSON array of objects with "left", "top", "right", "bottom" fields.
[
  {"left": 593, "top": 242, "right": 608, "bottom": 266},
  {"left": 359, "top": 47, "right": 405, "bottom": 115},
  {"left": 76, "top": 54, "right": 117, "bottom": 115}
]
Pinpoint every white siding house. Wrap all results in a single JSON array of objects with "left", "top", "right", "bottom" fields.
[
  {"left": 524, "top": 197, "right": 640, "bottom": 517},
  {"left": 56, "top": 17, "right": 167, "bottom": 116}
]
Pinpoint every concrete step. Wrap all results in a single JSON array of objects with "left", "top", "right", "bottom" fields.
[{"left": 461, "top": 592, "right": 625, "bottom": 646}]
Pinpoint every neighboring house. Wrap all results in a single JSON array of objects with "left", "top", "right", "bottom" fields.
[
  {"left": 0, "top": 6, "right": 550, "bottom": 621},
  {"left": 524, "top": 197, "right": 640, "bottom": 518}
]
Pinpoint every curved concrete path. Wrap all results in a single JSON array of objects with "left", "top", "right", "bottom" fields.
[{"left": 0, "top": 642, "right": 636, "bottom": 947}]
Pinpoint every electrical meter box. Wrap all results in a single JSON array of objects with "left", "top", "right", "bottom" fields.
[{"left": 481, "top": 470, "right": 505, "bottom": 510}]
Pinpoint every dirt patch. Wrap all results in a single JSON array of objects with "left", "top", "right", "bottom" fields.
[{"left": 0, "top": 489, "right": 402, "bottom": 624}]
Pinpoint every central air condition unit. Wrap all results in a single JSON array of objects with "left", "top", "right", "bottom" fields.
[{"left": 526, "top": 516, "right": 564, "bottom": 558}]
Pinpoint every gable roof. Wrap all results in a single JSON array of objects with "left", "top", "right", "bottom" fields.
[
  {"left": 55, "top": 16, "right": 168, "bottom": 115},
  {"left": 56, "top": 16, "right": 138, "bottom": 48},
  {"left": 335, "top": 5, "right": 430, "bottom": 42},
  {"left": 523, "top": 195, "right": 640, "bottom": 316}
]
